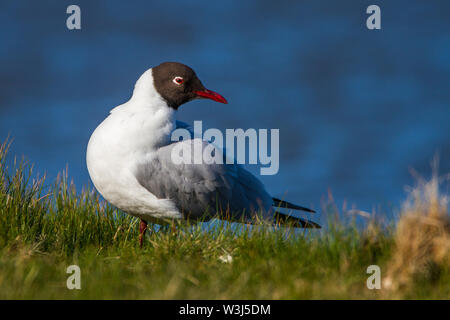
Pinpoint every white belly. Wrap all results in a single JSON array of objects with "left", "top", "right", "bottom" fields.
[{"left": 86, "top": 107, "right": 182, "bottom": 222}]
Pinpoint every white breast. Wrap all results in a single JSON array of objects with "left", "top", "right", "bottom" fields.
[{"left": 86, "top": 69, "right": 183, "bottom": 222}]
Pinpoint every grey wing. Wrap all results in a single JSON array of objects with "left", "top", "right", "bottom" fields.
[{"left": 135, "top": 139, "right": 273, "bottom": 221}]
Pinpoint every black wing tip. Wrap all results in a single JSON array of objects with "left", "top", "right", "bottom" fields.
[
  {"left": 299, "top": 207, "right": 316, "bottom": 214},
  {"left": 272, "top": 197, "right": 316, "bottom": 213}
]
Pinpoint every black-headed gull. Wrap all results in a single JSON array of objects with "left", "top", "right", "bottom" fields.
[{"left": 87, "top": 62, "right": 320, "bottom": 247}]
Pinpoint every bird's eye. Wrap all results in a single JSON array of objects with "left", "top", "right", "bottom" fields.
[{"left": 173, "top": 76, "right": 184, "bottom": 85}]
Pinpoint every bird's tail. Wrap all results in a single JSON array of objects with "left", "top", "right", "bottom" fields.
[
  {"left": 272, "top": 197, "right": 316, "bottom": 213},
  {"left": 273, "top": 211, "right": 321, "bottom": 229}
]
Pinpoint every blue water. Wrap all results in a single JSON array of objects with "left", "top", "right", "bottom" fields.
[{"left": 1, "top": 1, "right": 449, "bottom": 221}]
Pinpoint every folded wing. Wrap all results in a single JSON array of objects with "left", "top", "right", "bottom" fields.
[{"left": 134, "top": 139, "right": 273, "bottom": 222}]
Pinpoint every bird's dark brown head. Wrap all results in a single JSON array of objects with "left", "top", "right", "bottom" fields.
[{"left": 152, "top": 62, "right": 228, "bottom": 110}]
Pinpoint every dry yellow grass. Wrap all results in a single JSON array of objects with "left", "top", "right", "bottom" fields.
[{"left": 384, "top": 171, "right": 449, "bottom": 296}]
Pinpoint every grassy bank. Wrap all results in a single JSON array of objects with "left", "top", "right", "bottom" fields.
[{"left": 0, "top": 140, "right": 448, "bottom": 299}]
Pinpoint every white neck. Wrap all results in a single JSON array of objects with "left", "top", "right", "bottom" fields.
[
  {"left": 131, "top": 68, "right": 165, "bottom": 104},
  {"left": 110, "top": 68, "right": 167, "bottom": 112},
  {"left": 106, "top": 68, "right": 176, "bottom": 151}
]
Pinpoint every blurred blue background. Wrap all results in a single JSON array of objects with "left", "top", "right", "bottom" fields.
[{"left": 1, "top": 1, "right": 449, "bottom": 219}]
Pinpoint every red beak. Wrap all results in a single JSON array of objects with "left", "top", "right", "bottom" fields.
[{"left": 194, "top": 89, "right": 228, "bottom": 104}]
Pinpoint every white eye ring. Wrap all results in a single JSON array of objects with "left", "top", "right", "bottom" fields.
[{"left": 173, "top": 76, "right": 184, "bottom": 85}]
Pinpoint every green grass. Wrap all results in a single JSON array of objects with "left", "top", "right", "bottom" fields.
[{"left": 0, "top": 140, "right": 448, "bottom": 299}]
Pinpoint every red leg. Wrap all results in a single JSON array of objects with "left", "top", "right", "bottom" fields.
[{"left": 139, "top": 219, "right": 148, "bottom": 248}]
